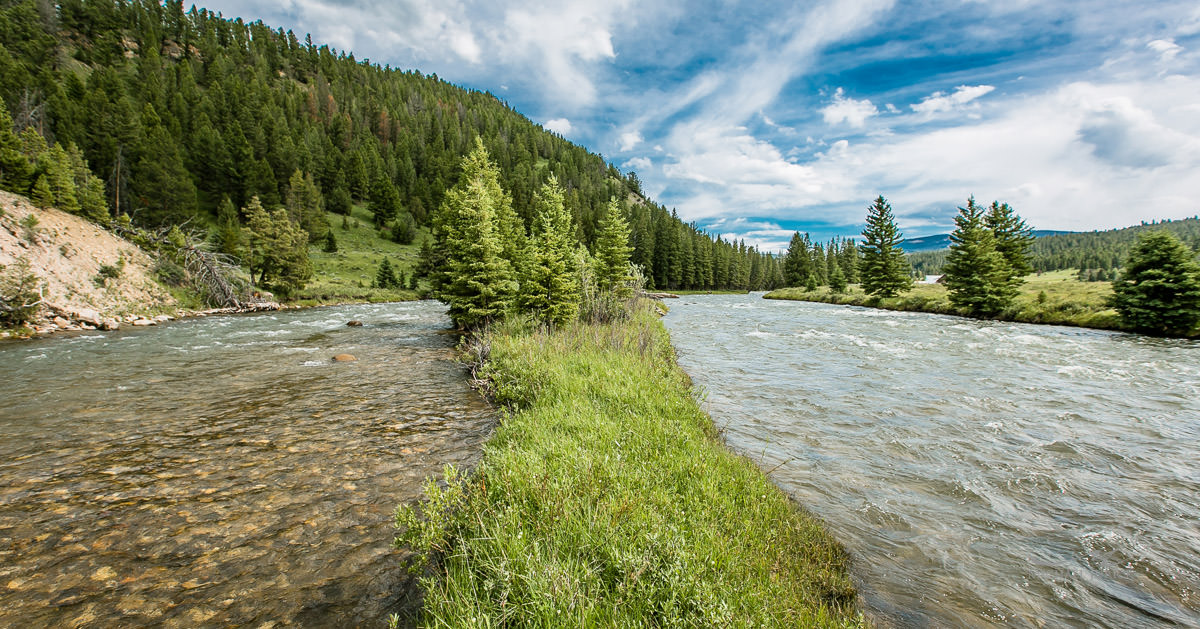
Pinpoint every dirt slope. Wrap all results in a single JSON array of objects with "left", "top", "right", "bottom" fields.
[{"left": 0, "top": 191, "right": 176, "bottom": 332}]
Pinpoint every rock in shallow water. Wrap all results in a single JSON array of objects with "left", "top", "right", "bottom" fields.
[{"left": 332, "top": 354, "right": 357, "bottom": 362}]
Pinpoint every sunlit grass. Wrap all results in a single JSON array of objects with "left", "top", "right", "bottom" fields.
[
  {"left": 298, "top": 204, "right": 425, "bottom": 305},
  {"left": 394, "top": 305, "right": 864, "bottom": 627},
  {"left": 766, "top": 269, "right": 1123, "bottom": 331}
]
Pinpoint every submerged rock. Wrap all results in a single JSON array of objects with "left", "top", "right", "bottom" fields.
[
  {"left": 332, "top": 354, "right": 357, "bottom": 362},
  {"left": 346, "top": 320, "right": 363, "bottom": 327}
]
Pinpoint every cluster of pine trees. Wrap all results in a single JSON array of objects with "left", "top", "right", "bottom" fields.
[
  {"left": 0, "top": 0, "right": 774, "bottom": 294},
  {"left": 940, "top": 198, "right": 1034, "bottom": 315},
  {"left": 782, "top": 232, "right": 859, "bottom": 293},
  {"left": 426, "top": 140, "right": 636, "bottom": 329}
]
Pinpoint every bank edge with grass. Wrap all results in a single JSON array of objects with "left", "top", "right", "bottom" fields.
[
  {"left": 764, "top": 271, "right": 1152, "bottom": 334},
  {"left": 393, "top": 303, "right": 864, "bottom": 627}
]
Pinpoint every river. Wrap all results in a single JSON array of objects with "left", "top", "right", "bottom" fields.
[
  {"left": 0, "top": 301, "right": 494, "bottom": 627},
  {"left": 663, "top": 293, "right": 1200, "bottom": 628}
]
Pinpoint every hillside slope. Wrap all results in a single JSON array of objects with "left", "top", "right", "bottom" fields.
[{"left": 0, "top": 191, "right": 175, "bottom": 333}]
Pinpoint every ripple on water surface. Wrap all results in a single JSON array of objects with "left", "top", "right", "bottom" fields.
[
  {"left": 665, "top": 295, "right": 1200, "bottom": 628},
  {"left": 0, "top": 301, "right": 494, "bottom": 627}
]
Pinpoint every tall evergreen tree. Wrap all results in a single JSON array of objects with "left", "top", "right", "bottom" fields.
[
  {"left": 429, "top": 139, "right": 518, "bottom": 329},
  {"left": 285, "top": 169, "right": 328, "bottom": 242},
  {"left": 985, "top": 201, "right": 1034, "bottom": 282},
  {"left": 943, "top": 197, "right": 1017, "bottom": 315},
  {"left": 593, "top": 197, "right": 634, "bottom": 297},
  {"left": 783, "top": 231, "right": 811, "bottom": 287},
  {"left": 520, "top": 174, "right": 580, "bottom": 327},
  {"left": 859, "top": 195, "right": 913, "bottom": 297},
  {"left": 1108, "top": 231, "right": 1200, "bottom": 335}
]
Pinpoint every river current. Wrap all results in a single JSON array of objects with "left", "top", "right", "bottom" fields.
[
  {"left": 0, "top": 301, "right": 494, "bottom": 627},
  {"left": 663, "top": 294, "right": 1199, "bottom": 628}
]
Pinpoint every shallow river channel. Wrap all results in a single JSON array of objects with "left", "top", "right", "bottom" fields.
[
  {"left": 0, "top": 302, "right": 494, "bottom": 627},
  {"left": 664, "top": 294, "right": 1199, "bottom": 628}
]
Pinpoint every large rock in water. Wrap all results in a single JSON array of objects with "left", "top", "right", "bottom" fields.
[
  {"left": 332, "top": 354, "right": 357, "bottom": 362},
  {"left": 346, "top": 320, "right": 363, "bottom": 327}
]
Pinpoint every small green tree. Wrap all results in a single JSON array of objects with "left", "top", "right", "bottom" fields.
[
  {"left": 1108, "top": 231, "right": 1200, "bottom": 335},
  {"left": 211, "top": 196, "right": 243, "bottom": 257},
  {"left": 829, "top": 262, "right": 848, "bottom": 293},
  {"left": 593, "top": 197, "right": 633, "bottom": 297},
  {"left": 943, "top": 197, "right": 1017, "bottom": 315},
  {"left": 0, "top": 257, "right": 44, "bottom": 327},
  {"left": 244, "top": 196, "right": 312, "bottom": 296},
  {"left": 520, "top": 174, "right": 580, "bottom": 327},
  {"left": 322, "top": 229, "right": 338, "bottom": 253},
  {"left": 375, "top": 258, "right": 399, "bottom": 289},
  {"left": 858, "top": 195, "right": 913, "bottom": 297}
]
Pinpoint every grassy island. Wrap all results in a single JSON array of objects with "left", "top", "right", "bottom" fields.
[
  {"left": 394, "top": 304, "right": 864, "bottom": 627},
  {"left": 765, "top": 270, "right": 1127, "bottom": 332}
]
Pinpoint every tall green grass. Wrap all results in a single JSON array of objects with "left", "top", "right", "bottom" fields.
[{"left": 394, "top": 305, "right": 864, "bottom": 627}]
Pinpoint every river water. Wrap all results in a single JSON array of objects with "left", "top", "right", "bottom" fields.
[
  {"left": 0, "top": 302, "right": 494, "bottom": 627},
  {"left": 663, "top": 294, "right": 1200, "bottom": 628}
]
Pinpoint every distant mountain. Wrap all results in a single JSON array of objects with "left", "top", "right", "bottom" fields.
[{"left": 899, "top": 230, "right": 1072, "bottom": 252}]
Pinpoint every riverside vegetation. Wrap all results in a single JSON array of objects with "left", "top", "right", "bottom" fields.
[
  {"left": 393, "top": 305, "right": 863, "bottom": 627},
  {"left": 771, "top": 194, "right": 1200, "bottom": 337}
]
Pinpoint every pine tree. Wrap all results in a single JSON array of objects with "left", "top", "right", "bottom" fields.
[
  {"left": 429, "top": 139, "right": 518, "bottom": 329},
  {"left": 985, "top": 201, "right": 1033, "bottom": 282},
  {"left": 244, "top": 196, "right": 312, "bottom": 295},
  {"left": 520, "top": 174, "right": 580, "bottom": 327},
  {"left": 322, "top": 228, "right": 338, "bottom": 253},
  {"left": 783, "top": 231, "right": 811, "bottom": 287},
  {"left": 212, "top": 195, "right": 243, "bottom": 257},
  {"left": 375, "top": 258, "right": 398, "bottom": 289},
  {"left": 31, "top": 174, "right": 53, "bottom": 208},
  {"left": 594, "top": 197, "right": 633, "bottom": 297},
  {"left": 1108, "top": 231, "right": 1200, "bottom": 335},
  {"left": 0, "top": 101, "right": 32, "bottom": 193},
  {"left": 285, "top": 169, "right": 328, "bottom": 242},
  {"left": 943, "top": 197, "right": 1017, "bottom": 315},
  {"left": 829, "top": 262, "right": 848, "bottom": 293},
  {"left": 859, "top": 195, "right": 913, "bottom": 297}
]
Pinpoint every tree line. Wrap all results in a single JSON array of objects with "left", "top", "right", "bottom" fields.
[{"left": 0, "top": 0, "right": 776, "bottom": 296}]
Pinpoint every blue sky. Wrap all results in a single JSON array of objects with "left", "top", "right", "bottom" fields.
[{"left": 203, "top": 0, "right": 1200, "bottom": 251}]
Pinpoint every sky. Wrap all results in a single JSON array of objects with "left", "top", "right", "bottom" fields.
[{"left": 201, "top": 0, "right": 1200, "bottom": 251}]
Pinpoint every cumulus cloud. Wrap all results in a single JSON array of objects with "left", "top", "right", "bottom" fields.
[
  {"left": 618, "top": 131, "right": 643, "bottom": 152},
  {"left": 821, "top": 88, "right": 879, "bottom": 127},
  {"left": 544, "top": 118, "right": 573, "bottom": 135},
  {"left": 622, "top": 156, "right": 652, "bottom": 171},
  {"left": 911, "top": 85, "right": 996, "bottom": 116}
]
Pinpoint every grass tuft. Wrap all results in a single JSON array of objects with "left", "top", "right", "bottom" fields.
[{"left": 395, "top": 303, "right": 864, "bottom": 627}]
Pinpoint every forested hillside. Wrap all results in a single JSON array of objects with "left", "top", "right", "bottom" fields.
[
  {"left": 908, "top": 217, "right": 1200, "bottom": 277},
  {"left": 0, "top": 0, "right": 781, "bottom": 292}
]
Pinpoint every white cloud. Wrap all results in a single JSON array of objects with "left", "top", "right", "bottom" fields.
[
  {"left": 622, "top": 156, "right": 652, "bottom": 171},
  {"left": 911, "top": 85, "right": 996, "bottom": 116},
  {"left": 618, "top": 131, "right": 643, "bottom": 152},
  {"left": 1147, "top": 38, "right": 1183, "bottom": 62},
  {"left": 544, "top": 118, "right": 573, "bottom": 135},
  {"left": 821, "top": 88, "right": 879, "bottom": 127}
]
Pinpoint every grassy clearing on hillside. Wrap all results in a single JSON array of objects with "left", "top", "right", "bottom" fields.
[
  {"left": 766, "top": 270, "right": 1124, "bottom": 331},
  {"left": 298, "top": 205, "right": 425, "bottom": 305},
  {"left": 394, "top": 305, "right": 864, "bottom": 627}
]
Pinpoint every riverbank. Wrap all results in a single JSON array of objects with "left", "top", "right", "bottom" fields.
[
  {"left": 763, "top": 270, "right": 1146, "bottom": 333},
  {"left": 394, "top": 303, "right": 863, "bottom": 627}
]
